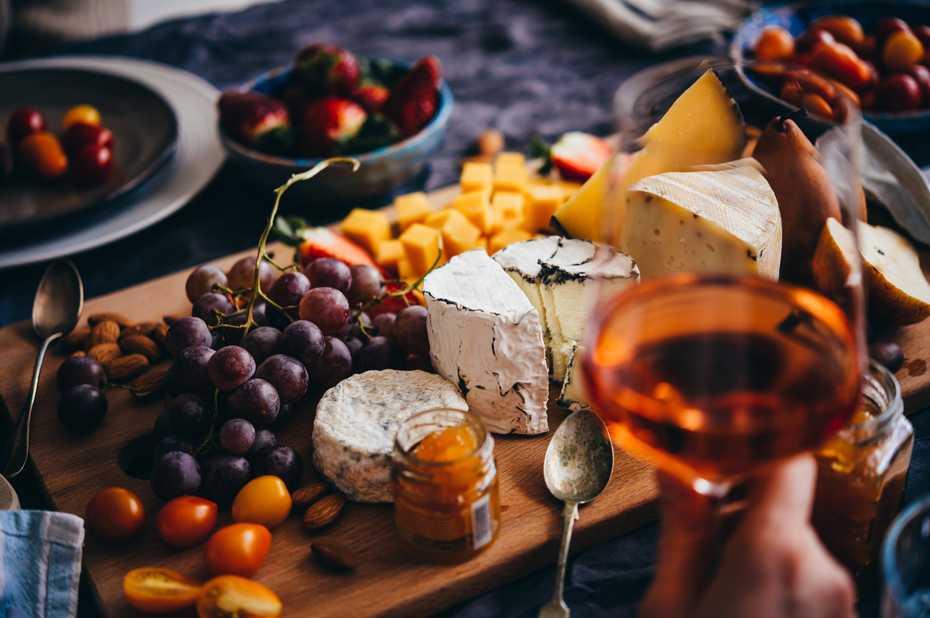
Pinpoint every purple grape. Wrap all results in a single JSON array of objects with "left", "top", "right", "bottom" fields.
[
  {"left": 151, "top": 451, "right": 201, "bottom": 500},
  {"left": 241, "top": 326, "right": 282, "bottom": 364},
  {"left": 57, "top": 385, "right": 107, "bottom": 433},
  {"left": 298, "top": 287, "right": 350, "bottom": 335},
  {"left": 168, "top": 393, "right": 210, "bottom": 440},
  {"left": 153, "top": 436, "right": 195, "bottom": 460},
  {"left": 219, "top": 418, "right": 256, "bottom": 455},
  {"left": 227, "top": 256, "right": 276, "bottom": 291},
  {"left": 192, "top": 292, "right": 235, "bottom": 326},
  {"left": 394, "top": 305, "right": 429, "bottom": 355},
  {"left": 169, "top": 345, "right": 215, "bottom": 393},
  {"left": 347, "top": 264, "right": 383, "bottom": 305},
  {"left": 153, "top": 409, "right": 174, "bottom": 438},
  {"left": 57, "top": 356, "right": 106, "bottom": 391},
  {"left": 200, "top": 454, "right": 251, "bottom": 506},
  {"left": 253, "top": 446, "right": 303, "bottom": 490},
  {"left": 354, "top": 336, "right": 400, "bottom": 373},
  {"left": 345, "top": 337, "right": 363, "bottom": 355},
  {"left": 303, "top": 258, "right": 351, "bottom": 293},
  {"left": 186, "top": 265, "right": 228, "bottom": 303},
  {"left": 280, "top": 320, "right": 324, "bottom": 365},
  {"left": 226, "top": 378, "right": 280, "bottom": 427},
  {"left": 372, "top": 312, "right": 396, "bottom": 340},
  {"left": 347, "top": 312, "right": 373, "bottom": 340},
  {"left": 255, "top": 354, "right": 308, "bottom": 404},
  {"left": 167, "top": 317, "right": 212, "bottom": 355},
  {"left": 311, "top": 337, "right": 353, "bottom": 391},
  {"left": 216, "top": 311, "right": 248, "bottom": 346},
  {"left": 268, "top": 272, "right": 311, "bottom": 308},
  {"left": 405, "top": 353, "right": 433, "bottom": 372},
  {"left": 208, "top": 345, "right": 256, "bottom": 392},
  {"left": 252, "top": 301, "right": 268, "bottom": 326},
  {"left": 248, "top": 429, "right": 277, "bottom": 459}
]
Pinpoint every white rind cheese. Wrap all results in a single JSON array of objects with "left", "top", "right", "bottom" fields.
[
  {"left": 423, "top": 250, "right": 549, "bottom": 435},
  {"left": 494, "top": 236, "right": 639, "bottom": 381},
  {"left": 624, "top": 161, "right": 782, "bottom": 279},
  {"left": 312, "top": 369, "right": 467, "bottom": 502},
  {"left": 557, "top": 343, "right": 590, "bottom": 411}
]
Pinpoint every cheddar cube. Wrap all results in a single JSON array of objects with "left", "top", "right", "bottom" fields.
[
  {"left": 495, "top": 152, "right": 525, "bottom": 170},
  {"left": 374, "top": 239, "right": 403, "bottom": 269},
  {"left": 488, "top": 228, "right": 533, "bottom": 255},
  {"left": 460, "top": 161, "right": 492, "bottom": 194},
  {"left": 441, "top": 212, "right": 483, "bottom": 257},
  {"left": 424, "top": 209, "right": 457, "bottom": 229},
  {"left": 397, "top": 255, "right": 416, "bottom": 281},
  {"left": 558, "top": 180, "right": 583, "bottom": 199},
  {"left": 394, "top": 192, "right": 433, "bottom": 231},
  {"left": 451, "top": 190, "right": 493, "bottom": 234},
  {"left": 523, "top": 184, "right": 563, "bottom": 231},
  {"left": 339, "top": 209, "right": 391, "bottom": 253},
  {"left": 399, "top": 223, "right": 442, "bottom": 275},
  {"left": 491, "top": 191, "right": 525, "bottom": 232}
]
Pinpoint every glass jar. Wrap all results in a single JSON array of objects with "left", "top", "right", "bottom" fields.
[
  {"left": 392, "top": 408, "right": 500, "bottom": 562},
  {"left": 812, "top": 360, "right": 914, "bottom": 583}
]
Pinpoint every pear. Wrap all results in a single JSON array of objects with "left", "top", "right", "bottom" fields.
[{"left": 753, "top": 117, "right": 841, "bottom": 282}]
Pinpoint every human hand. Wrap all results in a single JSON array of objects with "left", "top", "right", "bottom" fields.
[{"left": 639, "top": 454, "right": 856, "bottom": 618}]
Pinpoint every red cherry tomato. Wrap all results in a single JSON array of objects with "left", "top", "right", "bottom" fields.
[
  {"left": 63, "top": 122, "right": 113, "bottom": 155},
  {"left": 204, "top": 523, "right": 272, "bottom": 578},
  {"left": 72, "top": 143, "right": 113, "bottom": 186},
  {"left": 156, "top": 496, "right": 218, "bottom": 548},
  {"left": 7, "top": 106, "right": 46, "bottom": 143},
  {"left": 85, "top": 486, "right": 146, "bottom": 543}
]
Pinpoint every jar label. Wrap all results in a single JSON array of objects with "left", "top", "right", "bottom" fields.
[{"left": 471, "top": 493, "right": 493, "bottom": 550}]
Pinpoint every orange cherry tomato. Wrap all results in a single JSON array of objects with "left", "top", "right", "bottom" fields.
[
  {"left": 62, "top": 104, "right": 101, "bottom": 130},
  {"left": 801, "top": 93, "right": 834, "bottom": 120},
  {"left": 157, "top": 496, "right": 218, "bottom": 548},
  {"left": 197, "top": 575, "right": 282, "bottom": 618},
  {"left": 86, "top": 486, "right": 146, "bottom": 543},
  {"left": 811, "top": 40, "right": 874, "bottom": 90},
  {"left": 883, "top": 30, "right": 925, "bottom": 72},
  {"left": 754, "top": 26, "right": 795, "bottom": 61},
  {"left": 232, "top": 476, "right": 292, "bottom": 529},
  {"left": 810, "top": 15, "right": 864, "bottom": 46},
  {"left": 123, "top": 567, "right": 202, "bottom": 613},
  {"left": 204, "top": 523, "right": 272, "bottom": 577},
  {"left": 18, "top": 132, "right": 68, "bottom": 179}
]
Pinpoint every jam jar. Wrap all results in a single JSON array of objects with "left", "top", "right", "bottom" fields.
[
  {"left": 392, "top": 408, "right": 500, "bottom": 561},
  {"left": 812, "top": 360, "right": 914, "bottom": 582}
]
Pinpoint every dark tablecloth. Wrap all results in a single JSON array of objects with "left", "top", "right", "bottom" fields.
[{"left": 0, "top": 1, "right": 928, "bottom": 616}]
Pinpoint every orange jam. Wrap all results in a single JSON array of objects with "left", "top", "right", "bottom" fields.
[{"left": 393, "top": 409, "right": 500, "bottom": 562}]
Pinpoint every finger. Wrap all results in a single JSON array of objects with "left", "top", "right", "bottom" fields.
[{"left": 742, "top": 454, "right": 817, "bottom": 529}]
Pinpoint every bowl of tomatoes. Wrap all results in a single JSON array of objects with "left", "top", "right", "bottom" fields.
[
  {"left": 218, "top": 43, "right": 453, "bottom": 207},
  {"left": 731, "top": 0, "right": 930, "bottom": 135}
]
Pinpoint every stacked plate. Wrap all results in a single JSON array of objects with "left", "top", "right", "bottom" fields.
[{"left": 0, "top": 56, "right": 225, "bottom": 269}]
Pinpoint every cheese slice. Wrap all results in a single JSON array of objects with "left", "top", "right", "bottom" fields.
[
  {"left": 624, "top": 161, "right": 782, "bottom": 279},
  {"left": 423, "top": 250, "right": 549, "bottom": 435},
  {"left": 557, "top": 343, "right": 590, "bottom": 411}
]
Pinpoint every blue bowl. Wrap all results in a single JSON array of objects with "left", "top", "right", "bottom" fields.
[
  {"left": 221, "top": 62, "right": 453, "bottom": 207},
  {"left": 731, "top": 0, "right": 930, "bottom": 136}
]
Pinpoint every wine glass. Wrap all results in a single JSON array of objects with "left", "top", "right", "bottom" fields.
[{"left": 580, "top": 58, "right": 866, "bottom": 499}]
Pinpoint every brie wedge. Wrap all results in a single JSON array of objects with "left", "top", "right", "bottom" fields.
[{"left": 557, "top": 342, "right": 590, "bottom": 411}]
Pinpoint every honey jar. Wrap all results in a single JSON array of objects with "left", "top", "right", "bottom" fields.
[
  {"left": 392, "top": 408, "right": 500, "bottom": 561},
  {"left": 812, "top": 360, "right": 914, "bottom": 583}
]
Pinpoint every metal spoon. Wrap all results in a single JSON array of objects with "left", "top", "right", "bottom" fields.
[
  {"left": 539, "top": 409, "right": 614, "bottom": 618},
  {"left": 4, "top": 261, "right": 83, "bottom": 478}
]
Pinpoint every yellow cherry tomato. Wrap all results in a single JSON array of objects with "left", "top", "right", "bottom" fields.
[
  {"left": 123, "top": 567, "right": 201, "bottom": 613},
  {"left": 231, "top": 475, "right": 292, "bottom": 528},
  {"left": 197, "top": 576, "right": 282, "bottom": 618},
  {"left": 63, "top": 104, "right": 101, "bottom": 130}
]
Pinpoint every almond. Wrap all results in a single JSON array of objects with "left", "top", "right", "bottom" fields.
[
  {"left": 63, "top": 327, "right": 91, "bottom": 350},
  {"left": 89, "top": 320, "right": 120, "bottom": 347},
  {"left": 310, "top": 540, "right": 357, "bottom": 572},
  {"left": 291, "top": 482, "right": 328, "bottom": 513},
  {"left": 87, "top": 312, "right": 132, "bottom": 327},
  {"left": 121, "top": 322, "right": 159, "bottom": 337},
  {"left": 88, "top": 343, "right": 122, "bottom": 364},
  {"left": 151, "top": 323, "right": 170, "bottom": 352},
  {"left": 128, "top": 363, "right": 171, "bottom": 398},
  {"left": 120, "top": 335, "right": 162, "bottom": 362},
  {"left": 105, "top": 354, "right": 149, "bottom": 381},
  {"left": 302, "top": 493, "right": 345, "bottom": 531}
]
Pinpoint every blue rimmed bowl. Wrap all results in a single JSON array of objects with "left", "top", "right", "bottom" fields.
[{"left": 220, "top": 62, "right": 453, "bottom": 207}]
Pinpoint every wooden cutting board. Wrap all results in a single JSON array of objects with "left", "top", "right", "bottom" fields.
[{"left": 2, "top": 185, "right": 929, "bottom": 617}]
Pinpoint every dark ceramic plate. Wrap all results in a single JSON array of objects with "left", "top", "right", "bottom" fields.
[
  {"left": 731, "top": 0, "right": 930, "bottom": 136},
  {"left": 0, "top": 68, "right": 178, "bottom": 229}
]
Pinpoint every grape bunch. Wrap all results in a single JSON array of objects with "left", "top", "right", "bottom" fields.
[
  {"left": 149, "top": 252, "right": 433, "bottom": 506},
  {"left": 55, "top": 355, "right": 108, "bottom": 432}
]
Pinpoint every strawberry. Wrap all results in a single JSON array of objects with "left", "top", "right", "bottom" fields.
[
  {"left": 384, "top": 56, "right": 442, "bottom": 137},
  {"left": 218, "top": 91, "right": 293, "bottom": 153},
  {"left": 298, "top": 97, "right": 367, "bottom": 156},
  {"left": 549, "top": 132, "right": 612, "bottom": 181},
  {"left": 298, "top": 227, "right": 378, "bottom": 269},
  {"left": 354, "top": 80, "right": 390, "bottom": 113},
  {"left": 367, "top": 281, "right": 422, "bottom": 317},
  {"left": 294, "top": 43, "right": 361, "bottom": 96}
]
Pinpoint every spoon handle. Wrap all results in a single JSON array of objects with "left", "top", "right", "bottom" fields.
[
  {"left": 4, "top": 333, "right": 60, "bottom": 478},
  {"left": 539, "top": 501, "right": 578, "bottom": 618}
]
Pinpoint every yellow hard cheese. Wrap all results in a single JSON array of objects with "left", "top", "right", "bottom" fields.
[
  {"left": 394, "top": 192, "right": 433, "bottom": 231},
  {"left": 552, "top": 70, "right": 746, "bottom": 242},
  {"left": 623, "top": 161, "right": 782, "bottom": 279},
  {"left": 460, "top": 161, "right": 492, "bottom": 194},
  {"left": 451, "top": 190, "right": 494, "bottom": 234},
  {"left": 399, "top": 223, "right": 443, "bottom": 276},
  {"left": 374, "top": 239, "right": 403, "bottom": 269},
  {"left": 491, "top": 191, "right": 525, "bottom": 232},
  {"left": 339, "top": 208, "right": 391, "bottom": 253},
  {"left": 440, "top": 210, "right": 484, "bottom": 257},
  {"left": 493, "top": 152, "right": 528, "bottom": 192},
  {"left": 488, "top": 228, "right": 533, "bottom": 255},
  {"left": 522, "top": 184, "right": 562, "bottom": 231}
]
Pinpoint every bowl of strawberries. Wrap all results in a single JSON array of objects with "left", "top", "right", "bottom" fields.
[{"left": 218, "top": 43, "right": 452, "bottom": 205}]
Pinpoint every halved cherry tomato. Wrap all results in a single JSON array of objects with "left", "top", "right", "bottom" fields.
[
  {"left": 86, "top": 486, "right": 146, "bottom": 543},
  {"left": 232, "top": 476, "right": 292, "bottom": 529},
  {"left": 157, "top": 496, "right": 218, "bottom": 548},
  {"left": 204, "top": 523, "right": 272, "bottom": 577},
  {"left": 197, "top": 576, "right": 282, "bottom": 618},
  {"left": 18, "top": 132, "right": 68, "bottom": 180},
  {"left": 62, "top": 104, "right": 101, "bottom": 130},
  {"left": 123, "top": 567, "right": 202, "bottom": 613}
]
